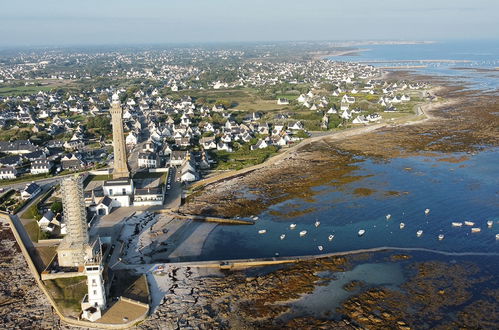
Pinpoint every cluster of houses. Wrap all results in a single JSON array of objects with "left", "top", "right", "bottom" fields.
[
  {"left": 0, "top": 138, "right": 100, "bottom": 180},
  {"left": 293, "top": 78, "right": 426, "bottom": 126}
]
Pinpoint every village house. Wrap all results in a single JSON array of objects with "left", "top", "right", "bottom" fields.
[
  {"left": 0, "top": 167, "right": 17, "bottom": 180},
  {"left": 138, "top": 152, "right": 159, "bottom": 168},
  {"left": 30, "top": 158, "right": 53, "bottom": 175},
  {"left": 21, "top": 182, "right": 41, "bottom": 200}
]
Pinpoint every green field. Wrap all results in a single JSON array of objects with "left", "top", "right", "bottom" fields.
[
  {"left": 0, "top": 85, "right": 54, "bottom": 96},
  {"left": 211, "top": 146, "right": 278, "bottom": 170},
  {"left": 44, "top": 276, "right": 88, "bottom": 314}
]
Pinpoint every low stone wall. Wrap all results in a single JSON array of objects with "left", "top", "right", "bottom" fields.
[{"left": 41, "top": 271, "right": 85, "bottom": 281}]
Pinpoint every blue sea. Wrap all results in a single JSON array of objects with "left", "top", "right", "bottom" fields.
[
  {"left": 339, "top": 40, "right": 499, "bottom": 91},
  {"left": 198, "top": 41, "right": 499, "bottom": 261}
]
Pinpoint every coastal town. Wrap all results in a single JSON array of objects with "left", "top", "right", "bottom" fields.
[
  {"left": 0, "top": 43, "right": 435, "bottom": 327},
  {"left": 1, "top": 40, "right": 497, "bottom": 330}
]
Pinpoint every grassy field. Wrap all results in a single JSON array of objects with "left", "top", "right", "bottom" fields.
[
  {"left": 24, "top": 220, "right": 40, "bottom": 242},
  {"left": 44, "top": 276, "right": 88, "bottom": 315},
  {"left": 0, "top": 85, "right": 54, "bottom": 96},
  {"left": 211, "top": 146, "right": 278, "bottom": 170},
  {"left": 170, "top": 88, "right": 293, "bottom": 112}
]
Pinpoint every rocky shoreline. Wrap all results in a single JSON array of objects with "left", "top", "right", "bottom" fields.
[
  {"left": 0, "top": 225, "right": 60, "bottom": 329},
  {"left": 138, "top": 251, "right": 498, "bottom": 329}
]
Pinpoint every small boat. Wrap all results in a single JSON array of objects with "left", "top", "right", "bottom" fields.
[
  {"left": 258, "top": 230, "right": 267, "bottom": 234},
  {"left": 487, "top": 220, "right": 493, "bottom": 228},
  {"left": 438, "top": 234, "right": 444, "bottom": 240},
  {"left": 328, "top": 234, "right": 335, "bottom": 241},
  {"left": 299, "top": 230, "right": 307, "bottom": 237},
  {"left": 280, "top": 234, "right": 286, "bottom": 240},
  {"left": 496, "top": 234, "right": 499, "bottom": 240},
  {"left": 290, "top": 224, "right": 297, "bottom": 229},
  {"left": 253, "top": 216, "right": 259, "bottom": 221},
  {"left": 451, "top": 222, "right": 463, "bottom": 227},
  {"left": 315, "top": 220, "right": 320, "bottom": 227},
  {"left": 471, "top": 227, "right": 481, "bottom": 233},
  {"left": 318, "top": 245, "right": 323, "bottom": 251},
  {"left": 386, "top": 214, "right": 391, "bottom": 220},
  {"left": 399, "top": 222, "right": 405, "bottom": 229},
  {"left": 464, "top": 221, "right": 475, "bottom": 226},
  {"left": 358, "top": 229, "right": 366, "bottom": 236},
  {"left": 424, "top": 208, "right": 430, "bottom": 215},
  {"left": 417, "top": 230, "right": 423, "bottom": 237}
]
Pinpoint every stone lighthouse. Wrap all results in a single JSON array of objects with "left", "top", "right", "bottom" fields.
[{"left": 109, "top": 93, "right": 130, "bottom": 179}]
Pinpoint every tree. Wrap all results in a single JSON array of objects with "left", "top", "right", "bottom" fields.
[{"left": 50, "top": 200, "right": 63, "bottom": 214}]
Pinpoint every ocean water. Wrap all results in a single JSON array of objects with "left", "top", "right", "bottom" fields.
[
  {"left": 199, "top": 41, "right": 499, "bottom": 262},
  {"left": 337, "top": 40, "right": 499, "bottom": 91}
]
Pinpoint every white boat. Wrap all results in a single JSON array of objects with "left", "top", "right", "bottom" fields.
[
  {"left": 328, "top": 234, "right": 335, "bottom": 241},
  {"left": 424, "top": 208, "right": 430, "bottom": 215},
  {"left": 299, "top": 230, "right": 307, "bottom": 237},
  {"left": 315, "top": 221, "right": 320, "bottom": 227},
  {"left": 416, "top": 230, "right": 423, "bottom": 237},
  {"left": 438, "top": 234, "right": 444, "bottom": 240},
  {"left": 358, "top": 229, "right": 366, "bottom": 236},
  {"left": 253, "top": 216, "right": 259, "bottom": 221},
  {"left": 318, "top": 245, "right": 323, "bottom": 251},
  {"left": 471, "top": 227, "right": 481, "bottom": 233},
  {"left": 399, "top": 222, "right": 405, "bottom": 229},
  {"left": 496, "top": 234, "right": 499, "bottom": 240},
  {"left": 290, "top": 224, "right": 297, "bottom": 229},
  {"left": 258, "top": 230, "right": 267, "bottom": 234},
  {"left": 464, "top": 221, "right": 475, "bottom": 226},
  {"left": 451, "top": 222, "right": 463, "bottom": 227},
  {"left": 487, "top": 220, "right": 493, "bottom": 228},
  {"left": 280, "top": 234, "right": 286, "bottom": 240},
  {"left": 386, "top": 214, "right": 391, "bottom": 220}
]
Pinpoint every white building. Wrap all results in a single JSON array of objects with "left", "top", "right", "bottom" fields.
[
  {"left": 138, "top": 153, "right": 158, "bottom": 168},
  {"left": 0, "top": 167, "right": 17, "bottom": 180},
  {"left": 102, "top": 178, "right": 134, "bottom": 207}
]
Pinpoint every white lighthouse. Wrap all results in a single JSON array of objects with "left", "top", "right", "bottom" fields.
[{"left": 81, "top": 240, "right": 107, "bottom": 322}]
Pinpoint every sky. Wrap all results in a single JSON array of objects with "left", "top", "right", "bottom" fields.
[{"left": 1, "top": 0, "right": 498, "bottom": 47}]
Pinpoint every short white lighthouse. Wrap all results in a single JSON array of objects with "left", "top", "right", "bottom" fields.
[{"left": 81, "top": 240, "right": 107, "bottom": 322}]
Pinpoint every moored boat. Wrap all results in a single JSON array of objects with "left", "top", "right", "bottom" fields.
[
  {"left": 438, "top": 234, "right": 444, "bottom": 240},
  {"left": 299, "top": 230, "right": 307, "bottom": 237},
  {"left": 358, "top": 229, "right": 366, "bottom": 236},
  {"left": 399, "top": 222, "right": 405, "bottom": 229},
  {"left": 258, "top": 229, "right": 267, "bottom": 234},
  {"left": 328, "top": 234, "right": 335, "bottom": 241},
  {"left": 280, "top": 234, "right": 286, "bottom": 240},
  {"left": 496, "top": 234, "right": 499, "bottom": 240},
  {"left": 452, "top": 222, "right": 463, "bottom": 227},
  {"left": 318, "top": 245, "right": 323, "bottom": 251},
  {"left": 315, "top": 220, "right": 320, "bottom": 227},
  {"left": 290, "top": 223, "right": 297, "bottom": 229},
  {"left": 425, "top": 208, "right": 430, "bottom": 215},
  {"left": 487, "top": 220, "right": 493, "bottom": 228},
  {"left": 471, "top": 227, "right": 481, "bottom": 233},
  {"left": 386, "top": 214, "right": 391, "bottom": 220},
  {"left": 417, "top": 230, "right": 423, "bottom": 237},
  {"left": 464, "top": 221, "right": 475, "bottom": 226}
]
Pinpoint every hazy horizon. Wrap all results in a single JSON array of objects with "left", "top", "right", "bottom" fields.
[{"left": 1, "top": 0, "right": 498, "bottom": 47}]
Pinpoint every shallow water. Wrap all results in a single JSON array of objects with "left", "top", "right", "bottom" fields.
[
  {"left": 285, "top": 262, "right": 405, "bottom": 320},
  {"left": 200, "top": 149, "right": 499, "bottom": 261}
]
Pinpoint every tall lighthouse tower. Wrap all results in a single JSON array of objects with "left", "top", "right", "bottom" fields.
[{"left": 110, "top": 93, "right": 130, "bottom": 179}]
